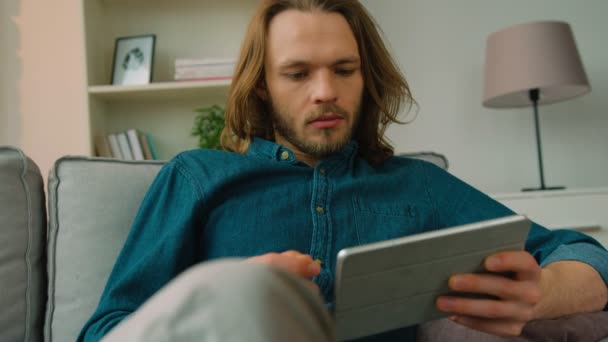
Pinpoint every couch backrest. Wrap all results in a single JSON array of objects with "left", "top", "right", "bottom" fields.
[
  {"left": 0, "top": 146, "right": 46, "bottom": 342},
  {"left": 45, "top": 156, "right": 164, "bottom": 342},
  {"left": 399, "top": 152, "right": 449, "bottom": 170},
  {"left": 2, "top": 148, "right": 447, "bottom": 342}
]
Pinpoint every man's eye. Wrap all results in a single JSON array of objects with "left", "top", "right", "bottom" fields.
[
  {"left": 336, "top": 69, "right": 355, "bottom": 76},
  {"left": 286, "top": 72, "right": 307, "bottom": 80}
]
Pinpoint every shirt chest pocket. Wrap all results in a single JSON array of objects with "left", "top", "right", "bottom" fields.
[{"left": 352, "top": 198, "right": 422, "bottom": 245}]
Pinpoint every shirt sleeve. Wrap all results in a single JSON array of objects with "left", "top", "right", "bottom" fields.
[
  {"left": 420, "top": 161, "right": 608, "bottom": 288},
  {"left": 78, "top": 157, "right": 206, "bottom": 341}
]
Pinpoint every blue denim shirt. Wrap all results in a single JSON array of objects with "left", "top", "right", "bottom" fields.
[{"left": 79, "top": 137, "right": 608, "bottom": 342}]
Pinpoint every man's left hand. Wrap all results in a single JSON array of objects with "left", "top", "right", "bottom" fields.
[{"left": 436, "top": 251, "right": 543, "bottom": 336}]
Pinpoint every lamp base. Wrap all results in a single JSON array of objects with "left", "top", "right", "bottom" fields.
[{"left": 522, "top": 185, "right": 566, "bottom": 192}]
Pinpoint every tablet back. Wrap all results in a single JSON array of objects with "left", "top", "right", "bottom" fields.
[{"left": 334, "top": 215, "right": 530, "bottom": 341}]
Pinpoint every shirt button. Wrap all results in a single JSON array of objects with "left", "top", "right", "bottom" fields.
[
  {"left": 319, "top": 168, "right": 326, "bottom": 175},
  {"left": 316, "top": 206, "right": 325, "bottom": 214},
  {"left": 280, "top": 151, "right": 290, "bottom": 160}
]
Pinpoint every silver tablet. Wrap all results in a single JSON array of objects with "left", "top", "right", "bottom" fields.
[{"left": 334, "top": 215, "right": 531, "bottom": 341}]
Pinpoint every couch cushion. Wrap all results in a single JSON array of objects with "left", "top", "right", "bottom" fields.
[
  {"left": 0, "top": 146, "right": 46, "bottom": 342},
  {"left": 45, "top": 156, "right": 164, "bottom": 342},
  {"left": 417, "top": 312, "right": 608, "bottom": 341}
]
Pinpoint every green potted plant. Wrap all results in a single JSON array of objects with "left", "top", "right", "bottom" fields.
[{"left": 192, "top": 105, "right": 225, "bottom": 150}]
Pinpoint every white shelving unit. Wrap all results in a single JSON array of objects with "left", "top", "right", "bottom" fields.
[
  {"left": 82, "top": 0, "right": 256, "bottom": 160},
  {"left": 491, "top": 187, "right": 608, "bottom": 248}
]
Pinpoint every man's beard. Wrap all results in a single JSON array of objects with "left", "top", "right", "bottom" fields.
[{"left": 271, "top": 102, "right": 360, "bottom": 159}]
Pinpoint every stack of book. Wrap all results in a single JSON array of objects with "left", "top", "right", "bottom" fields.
[
  {"left": 94, "top": 129, "right": 158, "bottom": 160},
  {"left": 174, "top": 58, "right": 236, "bottom": 81}
]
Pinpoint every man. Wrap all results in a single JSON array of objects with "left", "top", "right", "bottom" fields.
[{"left": 79, "top": 0, "right": 608, "bottom": 341}]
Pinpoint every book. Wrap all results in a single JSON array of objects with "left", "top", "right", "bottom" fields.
[
  {"left": 94, "top": 135, "right": 112, "bottom": 158},
  {"left": 175, "top": 63, "right": 235, "bottom": 71},
  {"left": 116, "top": 132, "right": 134, "bottom": 160},
  {"left": 145, "top": 133, "right": 158, "bottom": 160},
  {"left": 174, "top": 57, "right": 236, "bottom": 67},
  {"left": 106, "top": 134, "right": 123, "bottom": 159},
  {"left": 174, "top": 58, "right": 236, "bottom": 81},
  {"left": 138, "top": 131, "right": 154, "bottom": 160},
  {"left": 174, "top": 76, "right": 233, "bottom": 82},
  {"left": 126, "top": 129, "right": 145, "bottom": 161},
  {"left": 174, "top": 65, "right": 235, "bottom": 81}
]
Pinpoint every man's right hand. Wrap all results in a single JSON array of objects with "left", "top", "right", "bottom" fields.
[{"left": 246, "top": 250, "right": 321, "bottom": 292}]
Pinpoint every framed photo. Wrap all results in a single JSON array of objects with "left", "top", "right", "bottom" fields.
[{"left": 111, "top": 34, "right": 156, "bottom": 86}]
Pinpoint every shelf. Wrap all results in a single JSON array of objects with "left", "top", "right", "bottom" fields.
[
  {"left": 88, "top": 79, "right": 232, "bottom": 101},
  {"left": 81, "top": 0, "right": 253, "bottom": 158}
]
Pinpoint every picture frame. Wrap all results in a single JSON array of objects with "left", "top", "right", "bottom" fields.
[{"left": 111, "top": 34, "right": 156, "bottom": 86}]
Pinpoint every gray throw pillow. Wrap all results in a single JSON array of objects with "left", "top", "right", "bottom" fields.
[{"left": 45, "top": 156, "right": 164, "bottom": 342}]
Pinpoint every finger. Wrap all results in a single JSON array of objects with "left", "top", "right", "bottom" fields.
[
  {"left": 449, "top": 315, "right": 526, "bottom": 337},
  {"left": 280, "top": 251, "right": 319, "bottom": 277},
  {"left": 250, "top": 253, "right": 320, "bottom": 278},
  {"left": 485, "top": 251, "right": 541, "bottom": 282},
  {"left": 436, "top": 296, "right": 534, "bottom": 322},
  {"left": 305, "top": 280, "right": 320, "bottom": 294},
  {"left": 448, "top": 273, "right": 541, "bottom": 304},
  {"left": 281, "top": 250, "right": 308, "bottom": 258},
  {"left": 281, "top": 250, "right": 315, "bottom": 264},
  {"left": 277, "top": 254, "right": 320, "bottom": 278}
]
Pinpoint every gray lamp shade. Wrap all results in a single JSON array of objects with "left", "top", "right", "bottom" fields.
[{"left": 483, "top": 21, "right": 590, "bottom": 108}]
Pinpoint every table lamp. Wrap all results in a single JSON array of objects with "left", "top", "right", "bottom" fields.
[{"left": 483, "top": 21, "right": 590, "bottom": 191}]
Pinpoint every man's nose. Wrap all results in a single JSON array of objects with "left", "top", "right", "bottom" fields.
[{"left": 311, "top": 71, "right": 338, "bottom": 104}]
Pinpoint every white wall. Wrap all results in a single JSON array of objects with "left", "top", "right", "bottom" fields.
[
  {"left": 15, "top": 0, "right": 89, "bottom": 177},
  {"left": 361, "top": 0, "right": 608, "bottom": 193},
  {"left": 0, "top": 0, "right": 21, "bottom": 147},
  {"left": 4, "top": 0, "right": 608, "bottom": 192},
  {"left": 1, "top": 0, "right": 88, "bottom": 177}
]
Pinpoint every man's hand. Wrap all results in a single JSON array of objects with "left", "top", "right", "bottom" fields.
[
  {"left": 246, "top": 250, "right": 321, "bottom": 292},
  {"left": 436, "top": 251, "right": 543, "bottom": 336}
]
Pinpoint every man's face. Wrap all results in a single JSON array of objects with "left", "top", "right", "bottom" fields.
[{"left": 262, "top": 9, "right": 364, "bottom": 162}]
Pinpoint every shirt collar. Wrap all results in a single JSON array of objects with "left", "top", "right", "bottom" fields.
[{"left": 246, "top": 137, "right": 359, "bottom": 168}]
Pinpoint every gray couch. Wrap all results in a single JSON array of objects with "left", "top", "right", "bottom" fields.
[
  {"left": 1, "top": 146, "right": 163, "bottom": 341},
  {"left": 1, "top": 146, "right": 607, "bottom": 342}
]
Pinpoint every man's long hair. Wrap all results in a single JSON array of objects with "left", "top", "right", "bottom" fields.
[{"left": 221, "top": 0, "right": 414, "bottom": 164}]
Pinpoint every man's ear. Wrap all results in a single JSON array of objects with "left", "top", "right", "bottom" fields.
[{"left": 255, "top": 80, "right": 269, "bottom": 101}]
